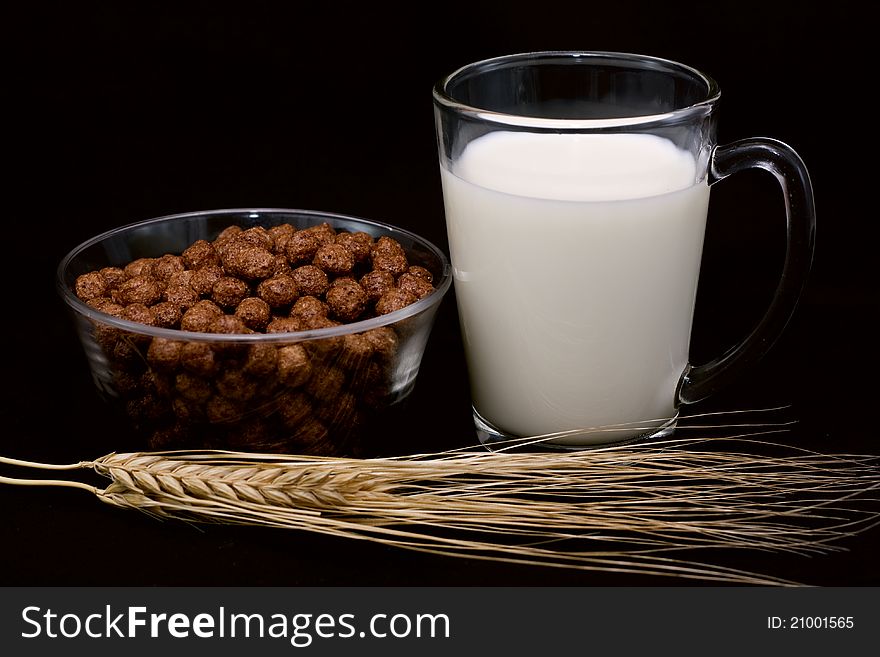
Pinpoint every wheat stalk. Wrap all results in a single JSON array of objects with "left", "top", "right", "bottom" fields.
[{"left": 2, "top": 410, "right": 879, "bottom": 585}]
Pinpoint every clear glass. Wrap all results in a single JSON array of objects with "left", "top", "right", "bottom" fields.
[
  {"left": 58, "top": 209, "right": 451, "bottom": 456},
  {"left": 433, "top": 51, "right": 815, "bottom": 447}
]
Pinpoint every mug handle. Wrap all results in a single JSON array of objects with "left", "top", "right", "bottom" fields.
[{"left": 677, "top": 138, "right": 817, "bottom": 404}]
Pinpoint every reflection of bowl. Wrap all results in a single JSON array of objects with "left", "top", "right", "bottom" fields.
[{"left": 58, "top": 209, "right": 451, "bottom": 456}]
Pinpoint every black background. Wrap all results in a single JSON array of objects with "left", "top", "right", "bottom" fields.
[{"left": 2, "top": 1, "right": 877, "bottom": 586}]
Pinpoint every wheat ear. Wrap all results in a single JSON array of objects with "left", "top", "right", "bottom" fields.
[{"left": 2, "top": 411, "right": 878, "bottom": 586}]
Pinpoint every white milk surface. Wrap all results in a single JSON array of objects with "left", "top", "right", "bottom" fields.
[{"left": 441, "top": 132, "right": 710, "bottom": 443}]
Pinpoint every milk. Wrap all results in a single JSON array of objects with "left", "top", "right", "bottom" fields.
[{"left": 440, "top": 132, "right": 710, "bottom": 444}]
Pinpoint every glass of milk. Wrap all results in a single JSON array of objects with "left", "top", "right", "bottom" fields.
[{"left": 433, "top": 52, "right": 815, "bottom": 447}]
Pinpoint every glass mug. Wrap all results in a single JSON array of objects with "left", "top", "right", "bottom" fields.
[{"left": 433, "top": 51, "right": 815, "bottom": 447}]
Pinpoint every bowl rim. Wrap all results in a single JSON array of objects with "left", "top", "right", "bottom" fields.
[{"left": 58, "top": 208, "right": 452, "bottom": 344}]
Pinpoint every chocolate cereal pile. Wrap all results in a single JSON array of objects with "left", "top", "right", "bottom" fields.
[{"left": 73, "top": 223, "right": 435, "bottom": 455}]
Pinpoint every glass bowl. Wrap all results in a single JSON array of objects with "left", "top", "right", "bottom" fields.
[{"left": 58, "top": 208, "right": 451, "bottom": 456}]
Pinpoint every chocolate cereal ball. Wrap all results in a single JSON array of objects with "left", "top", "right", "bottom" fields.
[
  {"left": 243, "top": 343, "right": 278, "bottom": 377},
  {"left": 99, "top": 267, "right": 129, "bottom": 290},
  {"left": 124, "top": 258, "right": 155, "bottom": 278},
  {"left": 372, "top": 252, "right": 409, "bottom": 277},
  {"left": 220, "top": 240, "right": 275, "bottom": 280},
  {"left": 304, "top": 329, "right": 344, "bottom": 362},
  {"left": 180, "top": 299, "right": 223, "bottom": 332},
  {"left": 290, "top": 295, "right": 328, "bottom": 323},
  {"left": 122, "top": 302, "right": 156, "bottom": 326},
  {"left": 267, "top": 317, "right": 304, "bottom": 334},
  {"left": 406, "top": 265, "right": 433, "bottom": 283},
  {"left": 114, "top": 275, "right": 163, "bottom": 306},
  {"left": 235, "top": 297, "right": 271, "bottom": 331},
  {"left": 151, "top": 301, "right": 183, "bottom": 329},
  {"left": 209, "top": 314, "right": 250, "bottom": 336},
  {"left": 359, "top": 270, "right": 395, "bottom": 303},
  {"left": 141, "top": 370, "right": 172, "bottom": 398},
  {"left": 216, "top": 370, "right": 258, "bottom": 402},
  {"left": 272, "top": 255, "right": 293, "bottom": 276},
  {"left": 238, "top": 226, "right": 274, "bottom": 251},
  {"left": 306, "top": 366, "right": 345, "bottom": 402},
  {"left": 326, "top": 277, "right": 367, "bottom": 322},
  {"left": 180, "top": 342, "right": 218, "bottom": 377},
  {"left": 371, "top": 237, "right": 409, "bottom": 276},
  {"left": 375, "top": 288, "right": 418, "bottom": 315},
  {"left": 112, "top": 370, "right": 141, "bottom": 396},
  {"left": 397, "top": 272, "right": 434, "bottom": 300},
  {"left": 268, "top": 223, "right": 295, "bottom": 255},
  {"left": 75, "top": 271, "right": 108, "bottom": 301},
  {"left": 164, "top": 283, "right": 199, "bottom": 311},
  {"left": 257, "top": 274, "right": 299, "bottom": 309},
  {"left": 182, "top": 239, "right": 220, "bottom": 270},
  {"left": 285, "top": 230, "right": 321, "bottom": 265},
  {"left": 213, "top": 225, "right": 243, "bottom": 248},
  {"left": 313, "top": 243, "right": 355, "bottom": 275},
  {"left": 147, "top": 338, "right": 183, "bottom": 372},
  {"left": 87, "top": 297, "right": 125, "bottom": 317},
  {"left": 206, "top": 317, "right": 251, "bottom": 357},
  {"left": 190, "top": 265, "right": 224, "bottom": 296},
  {"left": 212, "top": 276, "right": 250, "bottom": 309},
  {"left": 277, "top": 344, "right": 312, "bottom": 387},
  {"left": 291, "top": 265, "right": 329, "bottom": 297},
  {"left": 167, "top": 269, "right": 195, "bottom": 289},
  {"left": 338, "top": 332, "right": 374, "bottom": 370},
  {"left": 153, "top": 254, "right": 185, "bottom": 281},
  {"left": 300, "top": 316, "right": 341, "bottom": 333},
  {"left": 175, "top": 372, "right": 213, "bottom": 403},
  {"left": 334, "top": 232, "right": 373, "bottom": 264},
  {"left": 372, "top": 236, "right": 405, "bottom": 257},
  {"left": 302, "top": 222, "right": 336, "bottom": 246},
  {"left": 363, "top": 326, "right": 398, "bottom": 362}
]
